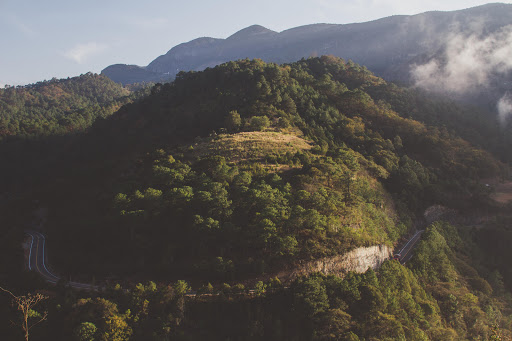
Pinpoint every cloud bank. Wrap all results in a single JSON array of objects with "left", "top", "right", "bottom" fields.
[
  {"left": 64, "top": 42, "right": 107, "bottom": 64},
  {"left": 498, "top": 94, "right": 512, "bottom": 126},
  {"left": 411, "top": 25, "right": 512, "bottom": 94}
]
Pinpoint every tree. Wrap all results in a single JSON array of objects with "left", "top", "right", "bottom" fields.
[
  {"left": 254, "top": 281, "right": 267, "bottom": 297},
  {"left": 0, "top": 287, "right": 48, "bottom": 341},
  {"left": 173, "top": 280, "right": 191, "bottom": 296},
  {"left": 113, "top": 193, "right": 130, "bottom": 210},
  {"left": 225, "top": 110, "right": 242, "bottom": 132},
  {"left": 74, "top": 322, "right": 98, "bottom": 341},
  {"left": 489, "top": 323, "right": 503, "bottom": 341},
  {"left": 293, "top": 276, "right": 329, "bottom": 318},
  {"left": 102, "top": 315, "right": 132, "bottom": 341},
  {"left": 198, "top": 282, "right": 214, "bottom": 295},
  {"left": 249, "top": 116, "right": 270, "bottom": 131},
  {"left": 313, "top": 308, "right": 352, "bottom": 340},
  {"left": 172, "top": 280, "right": 191, "bottom": 327}
]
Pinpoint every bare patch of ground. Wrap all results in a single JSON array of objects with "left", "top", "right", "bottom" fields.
[
  {"left": 187, "top": 131, "right": 313, "bottom": 164},
  {"left": 490, "top": 181, "right": 512, "bottom": 204}
]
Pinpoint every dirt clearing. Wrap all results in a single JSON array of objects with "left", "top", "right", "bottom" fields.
[{"left": 490, "top": 181, "right": 512, "bottom": 204}]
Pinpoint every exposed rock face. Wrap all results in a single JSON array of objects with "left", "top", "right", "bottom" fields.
[{"left": 279, "top": 245, "right": 392, "bottom": 282}]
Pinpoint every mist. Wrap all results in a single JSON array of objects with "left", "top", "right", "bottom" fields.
[
  {"left": 498, "top": 94, "right": 512, "bottom": 126},
  {"left": 411, "top": 24, "right": 512, "bottom": 94}
]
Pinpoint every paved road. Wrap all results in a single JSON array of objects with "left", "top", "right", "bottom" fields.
[
  {"left": 26, "top": 231, "right": 215, "bottom": 295},
  {"left": 26, "top": 231, "right": 97, "bottom": 290},
  {"left": 395, "top": 230, "right": 424, "bottom": 264},
  {"left": 26, "top": 228, "right": 424, "bottom": 293}
]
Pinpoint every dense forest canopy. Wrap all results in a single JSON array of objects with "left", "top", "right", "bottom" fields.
[
  {"left": 17, "top": 56, "right": 502, "bottom": 280},
  {"left": 1, "top": 56, "right": 512, "bottom": 340},
  {"left": 1, "top": 222, "right": 511, "bottom": 340},
  {"left": 0, "top": 73, "right": 147, "bottom": 139},
  {"left": 0, "top": 73, "right": 152, "bottom": 193}
]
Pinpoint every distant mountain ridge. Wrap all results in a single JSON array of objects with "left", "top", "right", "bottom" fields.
[{"left": 102, "top": 3, "right": 512, "bottom": 90}]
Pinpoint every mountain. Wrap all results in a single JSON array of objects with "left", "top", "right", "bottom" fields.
[
  {"left": 42, "top": 57, "right": 506, "bottom": 279},
  {"left": 3, "top": 56, "right": 512, "bottom": 340},
  {"left": 3, "top": 56, "right": 512, "bottom": 341},
  {"left": 102, "top": 4, "right": 512, "bottom": 95}
]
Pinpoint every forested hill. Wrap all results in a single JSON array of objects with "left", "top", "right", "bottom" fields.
[
  {"left": 91, "top": 56, "right": 506, "bottom": 179},
  {"left": 2, "top": 57, "right": 512, "bottom": 341},
  {"left": 32, "top": 56, "right": 507, "bottom": 283},
  {"left": 101, "top": 3, "right": 512, "bottom": 130},
  {"left": 0, "top": 73, "right": 140, "bottom": 139}
]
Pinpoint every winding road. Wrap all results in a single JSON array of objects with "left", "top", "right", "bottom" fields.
[
  {"left": 26, "top": 228, "right": 424, "bottom": 292},
  {"left": 26, "top": 231, "right": 97, "bottom": 290},
  {"left": 395, "top": 230, "right": 424, "bottom": 264}
]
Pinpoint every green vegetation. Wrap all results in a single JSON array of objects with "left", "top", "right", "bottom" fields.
[
  {"left": 476, "top": 214, "right": 512, "bottom": 293},
  {"left": 87, "top": 147, "right": 396, "bottom": 278},
  {"left": 1, "top": 56, "right": 511, "bottom": 340},
  {"left": 2, "top": 222, "right": 511, "bottom": 340},
  {"left": 0, "top": 73, "right": 138, "bottom": 139},
  {"left": 367, "top": 83, "right": 512, "bottom": 163},
  {"left": 185, "top": 131, "right": 312, "bottom": 165},
  {"left": 0, "top": 73, "right": 151, "bottom": 193},
  {"left": 40, "top": 56, "right": 504, "bottom": 280}
]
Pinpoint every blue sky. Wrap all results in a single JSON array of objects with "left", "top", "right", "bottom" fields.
[{"left": 1, "top": 0, "right": 511, "bottom": 86}]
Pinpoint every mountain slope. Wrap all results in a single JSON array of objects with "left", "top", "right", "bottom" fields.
[
  {"left": 2, "top": 57, "right": 512, "bottom": 341},
  {"left": 0, "top": 73, "right": 132, "bottom": 139},
  {"left": 0, "top": 73, "right": 152, "bottom": 194},
  {"left": 102, "top": 3, "right": 512, "bottom": 91},
  {"left": 40, "top": 57, "right": 506, "bottom": 283}
]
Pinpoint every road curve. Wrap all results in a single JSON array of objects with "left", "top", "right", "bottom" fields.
[
  {"left": 395, "top": 230, "right": 424, "bottom": 264},
  {"left": 26, "top": 228, "right": 424, "bottom": 292},
  {"left": 26, "top": 231, "right": 98, "bottom": 290}
]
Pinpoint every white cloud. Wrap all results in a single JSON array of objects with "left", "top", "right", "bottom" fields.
[
  {"left": 498, "top": 94, "right": 512, "bottom": 126},
  {"left": 63, "top": 42, "right": 107, "bottom": 64},
  {"left": 411, "top": 24, "right": 512, "bottom": 126},
  {"left": 411, "top": 25, "right": 512, "bottom": 94}
]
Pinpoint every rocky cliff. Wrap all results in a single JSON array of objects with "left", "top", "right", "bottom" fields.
[{"left": 277, "top": 244, "right": 392, "bottom": 283}]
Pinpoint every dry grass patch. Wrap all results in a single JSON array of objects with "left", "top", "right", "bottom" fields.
[{"left": 189, "top": 131, "right": 312, "bottom": 164}]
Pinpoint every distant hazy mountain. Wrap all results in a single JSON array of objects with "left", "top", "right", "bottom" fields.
[{"left": 102, "top": 3, "right": 512, "bottom": 111}]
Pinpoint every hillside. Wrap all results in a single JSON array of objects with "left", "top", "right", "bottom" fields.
[
  {"left": 1, "top": 57, "right": 512, "bottom": 340},
  {"left": 101, "top": 4, "right": 512, "bottom": 115},
  {"left": 25, "top": 57, "right": 503, "bottom": 282},
  {"left": 0, "top": 73, "right": 135, "bottom": 139},
  {"left": 0, "top": 73, "right": 154, "bottom": 193},
  {"left": 103, "top": 4, "right": 512, "bottom": 84}
]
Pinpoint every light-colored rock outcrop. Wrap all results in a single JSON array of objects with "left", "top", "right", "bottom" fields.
[{"left": 278, "top": 244, "right": 392, "bottom": 282}]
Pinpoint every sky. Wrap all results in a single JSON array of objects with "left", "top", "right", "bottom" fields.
[{"left": 1, "top": 0, "right": 511, "bottom": 86}]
